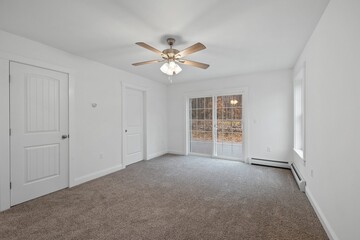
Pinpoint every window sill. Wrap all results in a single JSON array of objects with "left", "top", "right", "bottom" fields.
[{"left": 293, "top": 148, "right": 304, "bottom": 160}]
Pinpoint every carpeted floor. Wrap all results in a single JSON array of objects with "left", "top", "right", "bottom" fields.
[{"left": 0, "top": 154, "right": 328, "bottom": 240}]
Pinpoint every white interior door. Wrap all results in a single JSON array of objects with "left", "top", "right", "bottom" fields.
[
  {"left": 123, "top": 87, "right": 144, "bottom": 166},
  {"left": 10, "top": 62, "right": 69, "bottom": 206}
]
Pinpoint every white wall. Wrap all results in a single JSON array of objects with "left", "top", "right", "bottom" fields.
[
  {"left": 167, "top": 70, "right": 293, "bottom": 162},
  {"left": 0, "top": 30, "right": 167, "bottom": 210},
  {"left": 293, "top": 0, "right": 360, "bottom": 239}
]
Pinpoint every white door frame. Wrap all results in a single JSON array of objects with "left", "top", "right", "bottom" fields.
[
  {"left": 184, "top": 87, "right": 249, "bottom": 162},
  {"left": 121, "top": 83, "right": 148, "bottom": 166},
  {"left": 0, "top": 53, "right": 74, "bottom": 211}
]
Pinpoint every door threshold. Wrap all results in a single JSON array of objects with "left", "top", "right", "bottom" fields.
[{"left": 189, "top": 153, "right": 244, "bottom": 162}]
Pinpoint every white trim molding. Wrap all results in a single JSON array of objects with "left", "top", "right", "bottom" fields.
[
  {"left": 167, "top": 150, "right": 185, "bottom": 155},
  {"left": 73, "top": 164, "right": 124, "bottom": 186},
  {"left": 0, "top": 58, "right": 10, "bottom": 211},
  {"left": 146, "top": 150, "right": 168, "bottom": 160},
  {"left": 293, "top": 148, "right": 304, "bottom": 160},
  {"left": 306, "top": 188, "right": 339, "bottom": 240}
]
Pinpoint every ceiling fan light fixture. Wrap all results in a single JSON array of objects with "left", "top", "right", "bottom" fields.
[{"left": 160, "top": 61, "right": 182, "bottom": 75}]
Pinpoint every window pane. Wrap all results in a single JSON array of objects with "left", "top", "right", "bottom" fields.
[
  {"left": 205, "top": 109, "right": 212, "bottom": 119},
  {"left": 197, "top": 120, "right": 205, "bottom": 131},
  {"left": 198, "top": 98, "right": 204, "bottom": 108},
  {"left": 205, "top": 97, "right": 212, "bottom": 108},
  {"left": 233, "top": 108, "right": 241, "bottom": 119},
  {"left": 203, "top": 132, "right": 212, "bottom": 141},
  {"left": 225, "top": 108, "right": 232, "bottom": 119},
  {"left": 191, "top": 99, "right": 196, "bottom": 109},
  {"left": 192, "top": 110, "right": 197, "bottom": 119},
  {"left": 217, "top": 108, "right": 224, "bottom": 119},
  {"left": 223, "top": 121, "right": 232, "bottom": 132},
  {"left": 217, "top": 132, "right": 224, "bottom": 142},
  {"left": 217, "top": 96, "right": 223, "bottom": 108},
  {"left": 223, "top": 133, "right": 231, "bottom": 143},
  {"left": 228, "top": 133, "right": 241, "bottom": 143},
  {"left": 199, "top": 109, "right": 205, "bottom": 119},
  {"left": 191, "top": 120, "right": 197, "bottom": 131},
  {"left": 204, "top": 120, "right": 212, "bottom": 131},
  {"left": 217, "top": 119, "right": 223, "bottom": 130},
  {"left": 192, "top": 131, "right": 201, "bottom": 141},
  {"left": 232, "top": 121, "right": 241, "bottom": 132}
]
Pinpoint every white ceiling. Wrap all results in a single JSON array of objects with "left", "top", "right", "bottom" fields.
[{"left": 0, "top": 0, "right": 329, "bottom": 84}]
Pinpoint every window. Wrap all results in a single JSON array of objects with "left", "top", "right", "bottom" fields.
[{"left": 294, "top": 66, "right": 305, "bottom": 159}]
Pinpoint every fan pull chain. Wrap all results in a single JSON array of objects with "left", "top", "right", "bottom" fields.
[{"left": 168, "top": 76, "right": 173, "bottom": 83}]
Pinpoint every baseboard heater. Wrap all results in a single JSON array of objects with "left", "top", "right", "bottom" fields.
[
  {"left": 290, "top": 163, "right": 306, "bottom": 192},
  {"left": 249, "top": 158, "right": 290, "bottom": 169}
]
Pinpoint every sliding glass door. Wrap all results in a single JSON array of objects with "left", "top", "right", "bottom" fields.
[
  {"left": 216, "top": 95, "right": 243, "bottom": 159},
  {"left": 189, "top": 97, "right": 213, "bottom": 155},
  {"left": 189, "top": 94, "right": 243, "bottom": 160}
]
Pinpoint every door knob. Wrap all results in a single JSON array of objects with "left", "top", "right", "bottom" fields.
[
  {"left": 62, "top": 135, "right": 68, "bottom": 139},
  {"left": 125, "top": 130, "right": 128, "bottom": 133}
]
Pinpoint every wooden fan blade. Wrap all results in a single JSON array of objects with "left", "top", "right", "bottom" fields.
[
  {"left": 177, "top": 59, "right": 209, "bottom": 69},
  {"left": 136, "top": 42, "right": 163, "bottom": 55},
  {"left": 132, "top": 59, "right": 163, "bottom": 66},
  {"left": 176, "top": 43, "right": 206, "bottom": 58}
]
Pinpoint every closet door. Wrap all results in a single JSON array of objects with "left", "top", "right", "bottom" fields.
[{"left": 10, "top": 62, "right": 69, "bottom": 206}]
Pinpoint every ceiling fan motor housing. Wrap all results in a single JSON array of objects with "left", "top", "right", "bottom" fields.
[
  {"left": 162, "top": 48, "right": 180, "bottom": 60},
  {"left": 162, "top": 38, "right": 179, "bottom": 60}
]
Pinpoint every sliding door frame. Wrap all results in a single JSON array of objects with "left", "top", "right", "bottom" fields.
[{"left": 184, "top": 87, "right": 248, "bottom": 162}]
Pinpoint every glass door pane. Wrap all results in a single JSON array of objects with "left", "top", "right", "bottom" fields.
[
  {"left": 189, "top": 97, "right": 213, "bottom": 155},
  {"left": 216, "top": 95, "right": 243, "bottom": 159}
]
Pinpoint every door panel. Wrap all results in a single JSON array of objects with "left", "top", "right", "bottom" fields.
[
  {"left": 189, "top": 97, "right": 213, "bottom": 155},
  {"left": 216, "top": 95, "right": 243, "bottom": 159},
  {"left": 124, "top": 87, "right": 144, "bottom": 166},
  {"left": 25, "top": 144, "right": 60, "bottom": 183},
  {"left": 26, "top": 74, "right": 60, "bottom": 132},
  {"left": 10, "top": 62, "right": 69, "bottom": 206},
  {"left": 127, "top": 134, "right": 142, "bottom": 154}
]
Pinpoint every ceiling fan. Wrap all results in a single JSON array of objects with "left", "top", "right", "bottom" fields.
[{"left": 132, "top": 38, "right": 209, "bottom": 76}]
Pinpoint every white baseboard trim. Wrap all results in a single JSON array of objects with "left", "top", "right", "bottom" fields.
[
  {"left": 306, "top": 188, "right": 339, "bottom": 240},
  {"left": 146, "top": 150, "right": 168, "bottom": 160},
  {"left": 167, "top": 150, "right": 185, "bottom": 155},
  {"left": 73, "top": 164, "right": 124, "bottom": 187}
]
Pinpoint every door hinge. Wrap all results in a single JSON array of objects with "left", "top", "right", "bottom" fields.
[
  {"left": 10, "top": 182, "right": 12, "bottom": 189},
  {"left": 9, "top": 128, "right": 11, "bottom": 136},
  {"left": 9, "top": 74, "right": 10, "bottom": 83}
]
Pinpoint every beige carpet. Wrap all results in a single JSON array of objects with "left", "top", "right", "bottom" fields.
[{"left": 0, "top": 154, "right": 328, "bottom": 240}]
